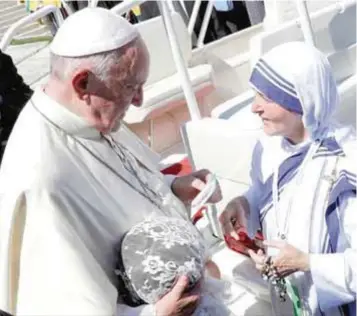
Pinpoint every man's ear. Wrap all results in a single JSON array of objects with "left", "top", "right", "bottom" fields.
[{"left": 72, "top": 70, "right": 90, "bottom": 99}]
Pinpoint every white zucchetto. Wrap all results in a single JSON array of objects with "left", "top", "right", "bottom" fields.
[{"left": 50, "top": 7, "right": 139, "bottom": 57}]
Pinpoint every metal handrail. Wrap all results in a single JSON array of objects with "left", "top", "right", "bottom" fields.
[
  {"left": 178, "top": 0, "right": 189, "bottom": 18},
  {"left": 167, "top": 0, "right": 175, "bottom": 13},
  {"left": 89, "top": 0, "right": 99, "bottom": 7},
  {"left": 157, "top": 1, "right": 201, "bottom": 121},
  {"left": 110, "top": 0, "right": 146, "bottom": 16},
  {"left": 294, "top": 0, "right": 356, "bottom": 47},
  {"left": 197, "top": 0, "right": 214, "bottom": 48},
  {"left": 295, "top": 0, "right": 316, "bottom": 46},
  {"left": 187, "top": 0, "right": 202, "bottom": 36},
  {"left": 60, "top": 0, "right": 74, "bottom": 15},
  {"left": 0, "top": 5, "right": 61, "bottom": 51},
  {"left": 110, "top": 0, "right": 202, "bottom": 120}
]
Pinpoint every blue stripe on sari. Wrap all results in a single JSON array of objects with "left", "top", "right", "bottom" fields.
[
  {"left": 258, "top": 137, "right": 344, "bottom": 220},
  {"left": 255, "top": 62, "right": 297, "bottom": 96},
  {"left": 325, "top": 170, "right": 356, "bottom": 316},
  {"left": 328, "top": 170, "right": 356, "bottom": 210},
  {"left": 342, "top": 301, "right": 356, "bottom": 316},
  {"left": 259, "top": 151, "right": 306, "bottom": 221},
  {"left": 259, "top": 59, "right": 296, "bottom": 90},
  {"left": 250, "top": 67, "right": 303, "bottom": 114}
]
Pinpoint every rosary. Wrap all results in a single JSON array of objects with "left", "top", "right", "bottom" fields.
[
  {"left": 261, "top": 256, "right": 287, "bottom": 302},
  {"left": 261, "top": 256, "right": 303, "bottom": 316}
]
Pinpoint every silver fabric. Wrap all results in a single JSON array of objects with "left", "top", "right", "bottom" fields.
[
  {"left": 117, "top": 216, "right": 205, "bottom": 304},
  {"left": 115, "top": 216, "right": 236, "bottom": 315}
]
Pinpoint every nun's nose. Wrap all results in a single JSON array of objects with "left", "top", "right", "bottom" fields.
[{"left": 251, "top": 99, "right": 263, "bottom": 114}]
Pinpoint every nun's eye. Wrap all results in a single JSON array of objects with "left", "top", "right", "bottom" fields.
[{"left": 258, "top": 92, "right": 272, "bottom": 103}]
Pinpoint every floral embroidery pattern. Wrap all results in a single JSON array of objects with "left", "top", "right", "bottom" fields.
[
  {"left": 115, "top": 216, "right": 235, "bottom": 315},
  {"left": 116, "top": 216, "right": 205, "bottom": 304}
]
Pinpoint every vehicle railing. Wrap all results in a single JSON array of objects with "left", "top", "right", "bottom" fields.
[
  {"left": 111, "top": 0, "right": 202, "bottom": 121},
  {"left": 196, "top": 0, "right": 214, "bottom": 48},
  {"left": 0, "top": 5, "right": 62, "bottom": 51},
  {"left": 60, "top": 0, "right": 74, "bottom": 15}
]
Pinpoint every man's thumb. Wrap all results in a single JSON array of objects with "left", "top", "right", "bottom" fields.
[
  {"left": 170, "top": 275, "right": 188, "bottom": 298},
  {"left": 191, "top": 177, "right": 206, "bottom": 191}
]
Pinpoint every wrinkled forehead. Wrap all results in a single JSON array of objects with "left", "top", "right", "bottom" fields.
[{"left": 111, "top": 38, "right": 149, "bottom": 83}]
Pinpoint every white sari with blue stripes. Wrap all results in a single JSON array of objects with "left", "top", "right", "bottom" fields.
[
  {"left": 246, "top": 42, "right": 356, "bottom": 316},
  {"left": 245, "top": 133, "right": 356, "bottom": 316}
]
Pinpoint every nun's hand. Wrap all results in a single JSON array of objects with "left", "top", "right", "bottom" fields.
[
  {"left": 219, "top": 197, "right": 249, "bottom": 240},
  {"left": 171, "top": 169, "right": 222, "bottom": 205},
  {"left": 264, "top": 240, "right": 310, "bottom": 277},
  {"left": 247, "top": 249, "right": 266, "bottom": 272}
]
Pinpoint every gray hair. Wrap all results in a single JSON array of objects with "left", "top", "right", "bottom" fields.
[{"left": 50, "top": 38, "right": 139, "bottom": 82}]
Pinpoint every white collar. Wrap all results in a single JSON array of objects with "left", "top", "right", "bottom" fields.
[
  {"left": 281, "top": 137, "right": 311, "bottom": 155},
  {"left": 31, "top": 87, "right": 101, "bottom": 140}
]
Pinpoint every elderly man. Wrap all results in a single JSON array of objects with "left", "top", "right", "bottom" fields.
[{"left": 0, "top": 8, "right": 220, "bottom": 316}]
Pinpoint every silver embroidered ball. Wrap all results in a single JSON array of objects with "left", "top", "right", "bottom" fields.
[{"left": 118, "top": 216, "right": 206, "bottom": 304}]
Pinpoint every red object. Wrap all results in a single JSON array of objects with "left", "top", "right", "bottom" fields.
[
  {"left": 160, "top": 157, "right": 265, "bottom": 256},
  {"left": 160, "top": 157, "right": 192, "bottom": 176},
  {"left": 192, "top": 206, "right": 207, "bottom": 225},
  {"left": 224, "top": 228, "right": 264, "bottom": 257},
  {"left": 160, "top": 157, "right": 205, "bottom": 225}
]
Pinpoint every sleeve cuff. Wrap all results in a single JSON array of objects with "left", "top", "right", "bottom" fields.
[
  {"left": 117, "top": 303, "right": 156, "bottom": 316},
  {"left": 164, "top": 174, "right": 176, "bottom": 189},
  {"left": 310, "top": 253, "right": 355, "bottom": 311},
  {"left": 243, "top": 192, "right": 260, "bottom": 238},
  {"left": 139, "top": 304, "right": 157, "bottom": 316}
]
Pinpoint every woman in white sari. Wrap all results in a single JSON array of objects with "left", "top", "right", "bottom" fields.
[{"left": 220, "top": 42, "right": 356, "bottom": 315}]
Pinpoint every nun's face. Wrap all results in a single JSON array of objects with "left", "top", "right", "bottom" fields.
[{"left": 252, "top": 92, "right": 305, "bottom": 142}]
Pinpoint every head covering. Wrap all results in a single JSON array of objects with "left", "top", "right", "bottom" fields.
[
  {"left": 250, "top": 41, "right": 339, "bottom": 140},
  {"left": 50, "top": 7, "right": 139, "bottom": 57},
  {"left": 115, "top": 216, "right": 206, "bottom": 305}
]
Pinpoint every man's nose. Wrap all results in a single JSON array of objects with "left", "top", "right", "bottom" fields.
[{"left": 132, "top": 87, "right": 143, "bottom": 107}]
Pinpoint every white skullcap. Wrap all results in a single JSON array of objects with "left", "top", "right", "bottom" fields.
[{"left": 50, "top": 7, "right": 139, "bottom": 57}]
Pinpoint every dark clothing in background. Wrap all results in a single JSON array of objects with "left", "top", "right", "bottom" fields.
[
  {"left": 0, "top": 50, "right": 33, "bottom": 162},
  {"left": 184, "top": 1, "right": 218, "bottom": 45},
  {"left": 215, "top": 1, "right": 251, "bottom": 35},
  {"left": 0, "top": 309, "right": 13, "bottom": 316},
  {"left": 184, "top": 1, "right": 252, "bottom": 45}
]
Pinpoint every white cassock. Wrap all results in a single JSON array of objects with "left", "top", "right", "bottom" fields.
[{"left": 0, "top": 88, "right": 189, "bottom": 315}]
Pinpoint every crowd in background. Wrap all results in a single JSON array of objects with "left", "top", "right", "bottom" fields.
[{"left": 20, "top": 1, "right": 266, "bottom": 44}]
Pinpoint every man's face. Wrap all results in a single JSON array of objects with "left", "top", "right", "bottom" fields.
[
  {"left": 80, "top": 39, "right": 150, "bottom": 134},
  {"left": 251, "top": 92, "right": 304, "bottom": 138}
]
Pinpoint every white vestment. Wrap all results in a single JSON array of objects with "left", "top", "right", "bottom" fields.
[{"left": 0, "top": 89, "right": 188, "bottom": 315}]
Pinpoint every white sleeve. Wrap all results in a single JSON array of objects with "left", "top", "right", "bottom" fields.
[
  {"left": 164, "top": 174, "right": 176, "bottom": 189},
  {"left": 310, "top": 192, "right": 356, "bottom": 310},
  {"left": 243, "top": 142, "right": 264, "bottom": 238},
  {"left": 3, "top": 188, "right": 118, "bottom": 315},
  {"left": 117, "top": 303, "right": 156, "bottom": 316}
]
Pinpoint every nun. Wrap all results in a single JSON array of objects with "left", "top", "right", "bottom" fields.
[
  {"left": 0, "top": 7, "right": 220, "bottom": 316},
  {"left": 220, "top": 42, "right": 356, "bottom": 316}
]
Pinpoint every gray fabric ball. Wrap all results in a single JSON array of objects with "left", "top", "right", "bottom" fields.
[{"left": 116, "top": 216, "right": 206, "bottom": 305}]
